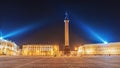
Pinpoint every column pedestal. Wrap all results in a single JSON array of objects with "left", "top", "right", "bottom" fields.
[{"left": 64, "top": 46, "right": 70, "bottom": 56}]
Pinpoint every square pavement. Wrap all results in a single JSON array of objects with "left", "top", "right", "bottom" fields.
[{"left": 0, "top": 56, "right": 120, "bottom": 68}]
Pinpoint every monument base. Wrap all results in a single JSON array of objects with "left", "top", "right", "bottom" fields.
[{"left": 64, "top": 46, "right": 70, "bottom": 56}]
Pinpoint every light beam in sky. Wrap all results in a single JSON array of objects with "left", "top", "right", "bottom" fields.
[{"left": 2, "top": 24, "right": 40, "bottom": 38}]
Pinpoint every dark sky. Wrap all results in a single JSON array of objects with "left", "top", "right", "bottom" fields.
[{"left": 0, "top": 0, "right": 120, "bottom": 46}]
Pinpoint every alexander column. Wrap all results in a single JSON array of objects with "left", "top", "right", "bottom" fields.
[{"left": 64, "top": 12, "right": 70, "bottom": 56}]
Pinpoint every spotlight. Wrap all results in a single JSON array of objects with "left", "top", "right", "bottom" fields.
[
  {"left": 3, "top": 24, "right": 40, "bottom": 38},
  {"left": 104, "top": 41, "right": 108, "bottom": 44},
  {"left": 79, "top": 23, "right": 108, "bottom": 44},
  {"left": 0, "top": 37, "right": 3, "bottom": 39}
]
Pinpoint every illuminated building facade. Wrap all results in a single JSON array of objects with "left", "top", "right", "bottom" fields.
[
  {"left": 22, "top": 45, "right": 59, "bottom": 56},
  {"left": 75, "top": 42, "right": 120, "bottom": 56},
  {"left": 0, "top": 39, "right": 18, "bottom": 55}
]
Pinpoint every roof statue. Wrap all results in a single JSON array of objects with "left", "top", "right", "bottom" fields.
[{"left": 65, "top": 12, "right": 69, "bottom": 20}]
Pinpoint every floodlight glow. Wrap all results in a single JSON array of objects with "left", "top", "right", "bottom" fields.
[
  {"left": 79, "top": 23, "right": 108, "bottom": 44},
  {"left": 0, "top": 31, "right": 3, "bottom": 39},
  {"left": 0, "top": 37, "right": 3, "bottom": 39},
  {"left": 2, "top": 24, "right": 40, "bottom": 38},
  {"left": 104, "top": 41, "right": 108, "bottom": 44}
]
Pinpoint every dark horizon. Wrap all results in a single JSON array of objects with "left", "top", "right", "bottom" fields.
[{"left": 0, "top": 0, "right": 120, "bottom": 46}]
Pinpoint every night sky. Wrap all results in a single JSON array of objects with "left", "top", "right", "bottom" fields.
[{"left": 0, "top": 0, "right": 120, "bottom": 47}]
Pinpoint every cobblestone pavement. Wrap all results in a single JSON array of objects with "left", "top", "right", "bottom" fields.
[{"left": 0, "top": 56, "right": 120, "bottom": 68}]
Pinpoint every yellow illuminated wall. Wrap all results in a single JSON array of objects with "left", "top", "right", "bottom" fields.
[
  {"left": 76, "top": 42, "right": 120, "bottom": 56},
  {"left": 22, "top": 45, "right": 59, "bottom": 56},
  {"left": 0, "top": 39, "right": 18, "bottom": 55}
]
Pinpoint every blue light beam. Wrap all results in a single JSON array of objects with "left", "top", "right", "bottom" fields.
[
  {"left": 3, "top": 24, "right": 40, "bottom": 38},
  {"left": 80, "top": 23, "right": 108, "bottom": 44},
  {"left": 72, "top": 14, "right": 108, "bottom": 44},
  {"left": 0, "top": 31, "right": 3, "bottom": 39}
]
